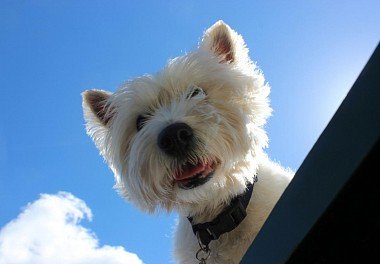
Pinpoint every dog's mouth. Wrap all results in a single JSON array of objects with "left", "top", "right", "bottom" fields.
[{"left": 174, "top": 160, "right": 216, "bottom": 189}]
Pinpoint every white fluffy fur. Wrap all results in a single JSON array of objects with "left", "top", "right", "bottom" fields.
[{"left": 82, "top": 21, "right": 293, "bottom": 263}]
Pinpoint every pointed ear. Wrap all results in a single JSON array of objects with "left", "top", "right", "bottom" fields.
[
  {"left": 82, "top": 89, "right": 113, "bottom": 126},
  {"left": 200, "top": 20, "right": 248, "bottom": 64}
]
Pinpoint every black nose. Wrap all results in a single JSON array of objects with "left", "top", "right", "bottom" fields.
[{"left": 158, "top": 123, "right": 194, "bottom": 157}]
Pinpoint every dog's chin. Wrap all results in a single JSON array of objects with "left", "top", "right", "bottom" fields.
[{"left": 174, "top": 160, "right": 216, "bottom": 190}]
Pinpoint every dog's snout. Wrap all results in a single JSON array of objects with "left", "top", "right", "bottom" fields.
[{"left": 158, "top": 123, "right": 194, "bottom": 157}]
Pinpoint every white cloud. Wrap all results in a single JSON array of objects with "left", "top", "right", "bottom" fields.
[{"left": 0, "top": 192, "right": 143, "bottom": 264}]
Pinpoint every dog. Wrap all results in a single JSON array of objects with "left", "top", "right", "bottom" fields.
[{"left": 82, "top": 21, "right": 293, "bottom": 264}]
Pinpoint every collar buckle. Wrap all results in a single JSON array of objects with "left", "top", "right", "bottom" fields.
[
  {"left": 191, "top": 193, "right": 249, "bottom": 246},
  {"left": 226, "top": 197, "right": 247, "bottom": 226}
]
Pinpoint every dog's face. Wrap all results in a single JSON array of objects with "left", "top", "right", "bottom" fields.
[{"left": 82, "top": 21, "right": 271, "bottom": 213}]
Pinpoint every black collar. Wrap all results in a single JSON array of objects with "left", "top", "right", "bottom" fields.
[{"left": 187, "top": 180, "right": 256, "bottom": 247}]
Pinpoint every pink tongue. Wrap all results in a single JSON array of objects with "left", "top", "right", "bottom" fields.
[{"left": 175, "top": 163, "right": 207, "bottom": 181}]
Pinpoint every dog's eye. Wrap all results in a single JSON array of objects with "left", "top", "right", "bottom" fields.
[
  {"left": 188, "top": 87, "right": 205, "bottom": 98},
  {"left": 136, "top": 115, "right": 149, "bottom": 131}
]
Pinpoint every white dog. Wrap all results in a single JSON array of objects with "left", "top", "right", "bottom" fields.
[{"left": 82, "top": 21, "right": 293, "bottom": 264}]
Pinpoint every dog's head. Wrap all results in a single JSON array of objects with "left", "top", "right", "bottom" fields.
[{"left": 82, "top": 21, "right": 271, "bottom": 213}]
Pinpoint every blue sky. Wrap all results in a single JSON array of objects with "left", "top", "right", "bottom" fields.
[{"left": 0, "top": 1, "right": 379, "bottom": 263}]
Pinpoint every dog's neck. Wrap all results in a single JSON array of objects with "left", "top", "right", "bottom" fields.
[
  {"left": 180, "top": 179, "right": 253, "bottom": 224},
  {"left": 186, "top": 181, "right": 255, "bottom": 247},
  {"left": 178, "top": 153, "right": 261, "bottom": 222}
]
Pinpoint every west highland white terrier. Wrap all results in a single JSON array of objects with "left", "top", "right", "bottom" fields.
[{"left": 82, "top": 21, "right": 293, "bottom": 264}]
